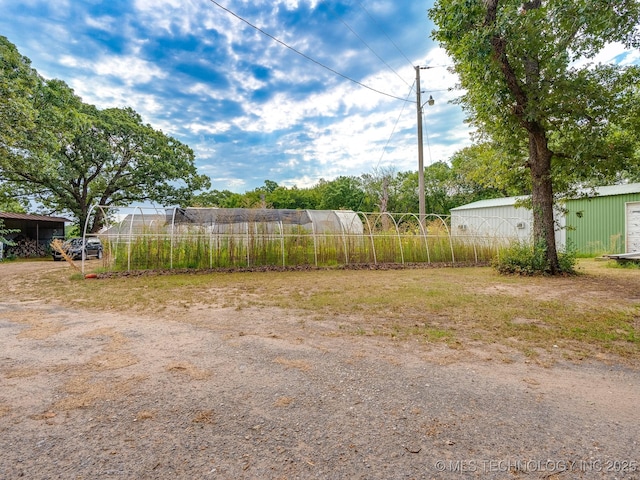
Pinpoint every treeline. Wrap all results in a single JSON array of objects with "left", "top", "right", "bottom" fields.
[{"left": 191, "top": 156, "right": 524, "bottom": 214}]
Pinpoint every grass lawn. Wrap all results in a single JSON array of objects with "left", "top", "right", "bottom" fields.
[{"left": 21, "top": 258, "right": 640, "bottom": 365}]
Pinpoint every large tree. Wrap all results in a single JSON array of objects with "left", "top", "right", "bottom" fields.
[
  {"left": 0, "top": 182, "right": 28, "bottom": 212},
  {"left": 449, "top": 143, "right": 530, "bottom": 198},
  {"left": 0, "top": 36, "right": 42, "bottom": 156},
  {"left": 316, "top": 176, "right": 366, "bottom": 211},
  {"left": 430, "top": 0, "right": 640, "bottom": 273},
  {"left": 360, "top": 167, "right": 399, "bottom": 213},
  {"left": 0, "top": 36, "right": 210, "bottom": 232}
]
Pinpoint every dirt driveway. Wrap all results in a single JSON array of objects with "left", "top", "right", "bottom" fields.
[{"left": 1, "top": 261, "right": 639, "bottom": 479}]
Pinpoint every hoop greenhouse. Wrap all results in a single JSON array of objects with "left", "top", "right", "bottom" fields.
[{"left": 81, "top": 205, "right": 507, "bottom": 273}]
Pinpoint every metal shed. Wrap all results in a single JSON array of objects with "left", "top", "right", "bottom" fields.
[
  {"left": 450, "top": 197, "right": 566, "bottom": 247},
  {"left": 564, "top": 183, "right": 640, "bottom": 255},
  {"left": 450, "top": 196, "right": 534, "bottom": 242},
  {"left": 450, "top": 183, "right": 640, "bottom": 255}
]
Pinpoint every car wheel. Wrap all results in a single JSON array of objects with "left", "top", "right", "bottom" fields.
[
  {"left": 53, "top": 256, "right": 61, "bottom": 262},
  {"left": 97, "top": 249, "right": 103, "bottom": 259}
]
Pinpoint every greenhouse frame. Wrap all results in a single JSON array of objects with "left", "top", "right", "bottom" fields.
[{"left": 81, "top": 205, "right": 521, "bottom": 273}]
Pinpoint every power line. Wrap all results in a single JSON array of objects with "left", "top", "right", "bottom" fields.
[
  {"left": 415, "top": 65, "right": 459, "bottom": 97},
  {"left": 354, "top": 83, "right": 414, "bottom": 211},
  {"left": 325, "top": 2, "right": 412, "bottom": 89},
  {"left": 353, "top": 0, "right": 415, "bottom": 70},
  {"left": 427, "top": 87, "right": 462, "bottom": 92},
  {"left": 374, "top": 82, "right": 415, "bottom": 172},
  {"left": 206, "top": 0, "right": 413, "bottom": 103}
]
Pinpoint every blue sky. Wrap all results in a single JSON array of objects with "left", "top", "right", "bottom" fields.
[{"left": 1, "top": 1, "right": 636, "bottom": 193}]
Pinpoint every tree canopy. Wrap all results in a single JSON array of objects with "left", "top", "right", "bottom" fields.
[
  {"left": 430, "top": 0, "right": 640, "bottom": 273},
  {"left": 0, "top": 36, "right": 210, "bottom": 232}
]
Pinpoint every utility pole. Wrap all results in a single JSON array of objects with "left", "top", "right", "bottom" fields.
[
  {"left": 415, "top": 66, "right": 425, "bottom": 224},
  {"left": 415, "top": 65, "right": 434, "bottom": 225}
]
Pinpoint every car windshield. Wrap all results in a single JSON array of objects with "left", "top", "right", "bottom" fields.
[{"left": 66, "top": 238, "right": 84, "bottom": 247}]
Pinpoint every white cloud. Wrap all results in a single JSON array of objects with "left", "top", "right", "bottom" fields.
[
  {"left": 185, "top": 83, "right": 228, "bottom": 101},
  {"left": 595, "top": 42, "right": 640, "bottom": 65},
  {"left": 207, "top": 176, "right": 247, "bottom": 189},
  {"left": 185, "top": 121, "right": 231, "bottom": 135},
  {"left": 59, "top": 55, "right": 79, "bottom": 68},
  {"left": 280, "top": 174, "right": 318, "bottom": 189},
  {"left": 68, "top": 76, "right": 164, "bottom": 116},
  {"left": 133, "top": 0, "right": 194, "bottom": 34},
  {"left": 569, "top": 43, "right": 638, "bottom": 69},
  {"left": 84, "top": 15, "right": 117, "bottom": 32},
  {"left": 621, "top": 49, "right": 640, "bottom": 65},
  {"left": 92, "top": 55, "right": 167, "bottom": 85}
]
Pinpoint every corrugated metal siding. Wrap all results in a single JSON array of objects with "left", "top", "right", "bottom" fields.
[
  {"left": 450, "top": 205, "right": 566, "bottom": 247},
  {"left": 451, "top": 185, "right": 640, "bottom": 254},
  {"left": 451, "top": 205, "right": 533, "bottom": 241},
  {"left": 566, "top": 193, "right": 640, "bottom": 254}
]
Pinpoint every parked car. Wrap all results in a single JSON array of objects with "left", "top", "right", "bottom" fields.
[{"left": 52, "top": 237, "right": 103, "bottom": 261}]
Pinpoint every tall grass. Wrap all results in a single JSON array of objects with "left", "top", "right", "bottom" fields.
[{"left": 100, "top": 222, "right": 497, "bottom": 272}]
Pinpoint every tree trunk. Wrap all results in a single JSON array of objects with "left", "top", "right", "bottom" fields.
[
  {"left": 88, "top": 206, "right": 107, "bottom": 234},
  {"left": 484, "top": 0, "right": 560, "bottom": 273},
  {"left": 528, "top": 128, "right": 559, "bottom": 274},
  {"left": 379, "top": 177, "right": 392, "bottom": 231}
]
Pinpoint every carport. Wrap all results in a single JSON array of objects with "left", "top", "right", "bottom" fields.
[{"left": 0, "top": 212, "right": 69, "bottom": 258}]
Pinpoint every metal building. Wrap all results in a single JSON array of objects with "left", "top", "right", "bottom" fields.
[
  {"left": 450, "top": 183, "right": 640, "bottom": 255},
  {"left": 564, "top": 184, "right": 640, "bottom": 255}
]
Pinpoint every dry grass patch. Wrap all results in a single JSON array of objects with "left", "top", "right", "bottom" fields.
[
  {"left": 192, "top": 410, "right": 215, "bottom": 424},
  {"left": 82, "top": 327, "right": 129, "bottom": 349},
  {"left": 80, "top": 327, "right": 139, "bottom": 370},
  {"left": 88, "top": 352, "right": 139, "bottom": 371},
  {"left": 166, "top": 361, "right": 210, "bottom": 380},
  {"left": 30, "top": 410, "right": 57, "bottom": 421},
  {"left": 7, "top": 310, "right": 67, "bottom": 340},
  {"left": 54, "top": 374, "right": 147, "bottom": 411},
  {"left": 4, "top": 367, "right": 39, "bottom": 378},
  {"left": 274, "top": 396, "right": 295, "bottom": 407},
  {"left": 17, "top": 321, "right": 66, "bottom": 340},
  {"left": 273, "top": 357, "right": 312, "bottom": 372},
  {"left": 135, "top": 410, "right": 155, "bottom": 421}
]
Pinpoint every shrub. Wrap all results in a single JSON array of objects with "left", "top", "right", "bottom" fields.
[
  {"left": 0, "top": 219, "right": 18, "bottom": 262},
  {"left": 493, "top": 241, "right": 576, "bottom": 276}
]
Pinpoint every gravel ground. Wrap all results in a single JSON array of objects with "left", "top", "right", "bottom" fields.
[{"left": 1, "top": 261, "right": 639, "bottom": 479}]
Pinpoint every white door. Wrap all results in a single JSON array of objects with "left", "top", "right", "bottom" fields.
[{"left": 627, "top": 202, "right": 640, "bottom": 253}]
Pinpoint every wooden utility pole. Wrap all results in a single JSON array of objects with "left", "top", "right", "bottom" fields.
[
  {"left": 416, "top": 66, "right": 425, "bottom": 223},
  {"left": 415, "top": 66, "right": 434, "bottom": 224}
]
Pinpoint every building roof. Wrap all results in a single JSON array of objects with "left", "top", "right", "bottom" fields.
[
  {"left": 450, "top": 196, "right": 526, "bottom": 211},
  {"left": 0, "top": 212, "right": 71, "bottom": 222},
  {"left": 451, "top": 182, "right": 640, "bottom": 211},
  {"left": 588, "top": 182, "right": 640, "bottom": 197}
]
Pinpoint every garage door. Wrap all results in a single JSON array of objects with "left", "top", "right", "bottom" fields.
[{"left": 627, "top": 202, "right": 640, "bottom": 253}]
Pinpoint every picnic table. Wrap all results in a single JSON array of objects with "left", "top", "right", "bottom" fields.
[{"left": 604, "top": 252, "right": 640, "bottom": 264}]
